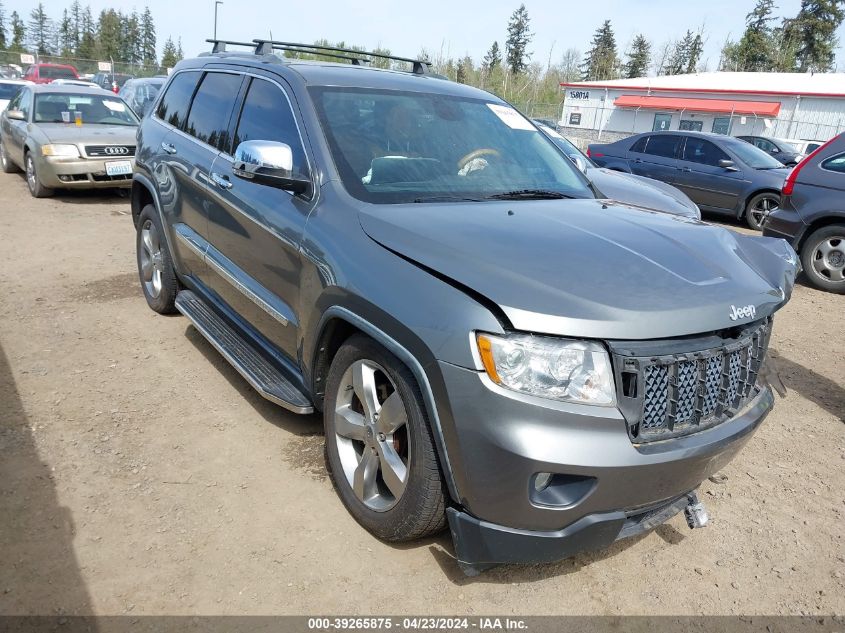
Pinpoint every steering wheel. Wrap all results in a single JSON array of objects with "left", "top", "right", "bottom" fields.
[{"left": 457, "top": 148, "right": 501, "bottom": 171}]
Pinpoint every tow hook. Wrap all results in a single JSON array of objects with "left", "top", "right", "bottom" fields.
[{"left": 684, "top": 491, "right": 709, "bottom": 529}]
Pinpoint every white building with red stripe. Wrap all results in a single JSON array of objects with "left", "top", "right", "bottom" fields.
[{"left": 559, "top": 72, "right": 845, "bottom": 145}]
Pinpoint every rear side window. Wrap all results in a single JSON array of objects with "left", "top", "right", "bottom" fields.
[
  {"left": 630, "top": 137, "right": 647, "bottom": 153},
  {"left": 821, "top": 153, "right": 845, "bottom": 173},
  {"left": 156, "top": 71, "right": 201, "bottom": 129},
  {"left": 682, "top": 137, "right": 729, "bottom": 166},
  {"left": 233, "top": 78, "right": 306, "bottom": 168},
  {"left": 184, "top": 72, "right": 242, "bottom": 151},
  {"left": 643, "top": 135, "right": 680, "bottom": 159}
]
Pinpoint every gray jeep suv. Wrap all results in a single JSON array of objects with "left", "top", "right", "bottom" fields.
[{"left": 131, "top": 40, "right": 798, "bottom": 574}]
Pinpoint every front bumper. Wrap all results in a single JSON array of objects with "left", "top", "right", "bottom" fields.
[
  {"left": 437, "top": 361, "right": 774, "bottom": 567},
  {"left": 37, "top": 155, "right": 134, "bottom": 189}
]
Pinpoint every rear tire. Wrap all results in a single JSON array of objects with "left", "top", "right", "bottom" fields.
[
  {"left": 745, "top": 192, "right": 779, "bottom": 231},
  {"left": 800, "top": 224, "right": 845, "bottom": 294},
  {"left": 136, "top": 204, "right": 179, "bottom": 313},
  {"left": 25, "top": 152, "right": 54, "bottom": 198},
  {"left": 0, "top": 139, "right": 19, "bottom": 173},
  {"left": 323, "top": 334, "right": 447, "bottom": 541}
]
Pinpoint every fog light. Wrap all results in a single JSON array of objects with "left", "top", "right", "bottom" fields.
[{"left": 533, "top": 472, "right": 553, "bottom": 492}]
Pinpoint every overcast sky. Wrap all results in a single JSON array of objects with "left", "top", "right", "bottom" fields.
[{"left": 6, "top": 0, "right": 845, "bottom": 72}]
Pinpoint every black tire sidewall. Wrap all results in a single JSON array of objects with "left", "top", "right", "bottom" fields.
[
  {"left": 136, "top": 204, "right": 179, "bottom": 313},
  {"left": 323, "top": 335, "right": 446, "bottom": 541},
  {"left": 800, "top": 225, "right": 845, "bottom": 294},
  {"left": 0, "top": 140, "right": 16, "bottom": 173}
]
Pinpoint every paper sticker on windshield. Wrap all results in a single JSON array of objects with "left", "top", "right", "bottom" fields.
[
  {"left": 103, "top": 100, "right": 126, "bottom": 112},
  {"left": 487, "top": 104, "right": 534, "bottom": 130}
]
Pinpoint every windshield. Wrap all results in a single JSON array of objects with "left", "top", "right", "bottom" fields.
[
  {"left": 42, "top": 66, "right": 77, "bottom": 79},
  {"left": 310, "top": 87, "right": 594, "bottom": 204},
  {"left": 34, "top": 93, "right": 139, "bottom": 126},
  {"left": 725, "top": 139, "right": 785, "bottom": 169},
  {"left": 0, "top": 83, "right": 21, "bottom": 100}
]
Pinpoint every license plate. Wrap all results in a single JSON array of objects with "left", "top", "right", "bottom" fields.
[{"left": 105, "top": 160, "right": 132, "bottom": 176}]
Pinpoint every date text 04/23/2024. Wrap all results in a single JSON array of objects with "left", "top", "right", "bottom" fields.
[{"left": 307, "top": 617, "right": 528, "bottom": 630}]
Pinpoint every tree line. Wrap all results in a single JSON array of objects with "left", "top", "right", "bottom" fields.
[{"left": 0, "top": 1, "right": 185, "bottom": 68}]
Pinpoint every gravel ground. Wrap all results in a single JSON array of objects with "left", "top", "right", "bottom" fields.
[{"left": 0, "top": 171, "right": 843, "bottom": 616}]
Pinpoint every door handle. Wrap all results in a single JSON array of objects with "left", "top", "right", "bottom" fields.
[
  {"left": 633, "top": 158, "right": 643, "bottom": 163},
  {"left": 680, "top": 167, "right": 692, "bottom": 172},
  {"left": 160, "top": 142, "right": 177, "bottom": 155},
  {"left": 210, "top": 172, "right": 233, "bottom": 190}
]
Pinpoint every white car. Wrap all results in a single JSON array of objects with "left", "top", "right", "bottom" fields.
[
  {"left": 49, "top": 78, "right": 101, "bottom": 89},
  {"left": 782, "top": 138, "right": 826, "bottom": 156},
  {"left": 0, "top": 79, "right": 31, "bottom": 112}
]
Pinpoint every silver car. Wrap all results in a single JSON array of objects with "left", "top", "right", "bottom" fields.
[{"left": 0, "top": 84, "right": 138, "bottom": 197}]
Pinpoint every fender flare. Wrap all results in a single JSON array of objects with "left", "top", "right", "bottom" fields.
[{"left": 314, "top": 305, "right": 460, "bottom": 502}]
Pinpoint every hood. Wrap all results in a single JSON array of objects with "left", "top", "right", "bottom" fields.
[
  {"left": 587, "top": 167, "right": 699, "bottom": 218},
  {"left": 360, "top": 199, "right": 797, "bottom": 340},
  {"left": 37, "top": 123, "right": 137, "bottom": 145}
]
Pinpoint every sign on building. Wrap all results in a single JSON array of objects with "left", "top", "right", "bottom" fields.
[
  {"left": 98, "top": 62, "right": 112, "bottom": 72},
  {"left": 20, "top": 54, "right": 35, "bottom": 65},
  {"left": 567, "top": 89, "right": 591, "bottom": 100},
  {"left": 569, "top": 112, "right": 582, "bottom": 125}
]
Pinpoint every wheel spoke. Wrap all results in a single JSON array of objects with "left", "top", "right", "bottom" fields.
[
  {"left": 353, "top": 361, "right": 380, "bottom": 421},
  {"left": 140, "top": 256, "right": 153, "bottom": 282},
  {"left": 376, "top": 442, "right": 408, "bottom": 499},
  {"left": 142, "top": 229, "right": 154, "bottom": 256},
  {"left": 352, "top": 449, "right": 379, "bottom": 503},
  {"left": 812, "top": 255, "right": 830, "bottom": 275},
  {"left": 817, "top": 241, "right": 834, "bottom": 257},
  {"left": 152, "top": 269, "right": 162, "bottom": 294},
  {"left": 376, "top": 391, "right": 407, "bottom": 435},
  {"left": 829, "top": 267, "right": 845, "bottom": 282},
  {"left": 335, "top": 405, "right": 367, "bottom": 441}
]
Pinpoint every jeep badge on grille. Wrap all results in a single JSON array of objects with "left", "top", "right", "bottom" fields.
[{"left": 729, "top": 304, "right": 756, "bottom": 321}]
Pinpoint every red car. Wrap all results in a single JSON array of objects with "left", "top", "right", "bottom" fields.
[{"left": 22, "top": 63, "right": 79, "bottom": 84}]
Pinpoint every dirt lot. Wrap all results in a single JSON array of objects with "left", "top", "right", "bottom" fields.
[{"left": 0, "top": 169, "right": 843, "bottom": 617}]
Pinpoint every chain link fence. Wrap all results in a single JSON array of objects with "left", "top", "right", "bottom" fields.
[{"left": 0, "top": 49, "right": 168, "bottom": 79}]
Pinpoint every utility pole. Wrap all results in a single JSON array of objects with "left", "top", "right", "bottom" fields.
[{"left": 213, "top": 1, "right": 223, "bottom": 40}]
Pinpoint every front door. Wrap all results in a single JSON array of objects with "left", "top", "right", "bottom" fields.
[
  {"left": 674, "top": 136, "right": 745, "bottom": 211},
  {"left": 206, "top": 75, "right": 314, "bottom": 361},
  {"left": 2, "top": 87, "right": 31, "bottom": 165}
]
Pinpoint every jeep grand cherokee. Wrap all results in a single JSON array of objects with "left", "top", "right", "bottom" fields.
[{"left": 130, "top": 40, "right": 798, "bottom": 574}]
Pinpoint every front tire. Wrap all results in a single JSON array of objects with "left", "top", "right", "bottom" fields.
[
  {"left": 0, "top": 139, "right": 19, "bottom": 173},
  {"left": 323, "top": 334, "right": 447, "bottom": 541},
  {"left": 800, "top": 225, "right": 845, "bottom": 294},
  {"left": 25, "top": 152, "right": 54, "bottom": 198},
  {"left": 745, "top": 192, "right": 779, "bottom": 231},
  {"left": 136, "top": 204, "right": 179, "bottom": 313}
]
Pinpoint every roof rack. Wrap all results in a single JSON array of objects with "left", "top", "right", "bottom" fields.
[
  {"left": 252, "top": 39, "right": 432, "bottom": 75},
  {"left": 258, "top": 42, "right": 372, "bottom": 66},
  {"left": 204, "top": 39, "right": 264, "bottom": 54}
]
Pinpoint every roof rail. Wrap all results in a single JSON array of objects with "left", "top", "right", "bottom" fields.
[
  {"left": 260, "top": 42, "right": 372, "bottom": 66},
  {"left": 252, "top": 39, "right": 432, "bottom": 75}
]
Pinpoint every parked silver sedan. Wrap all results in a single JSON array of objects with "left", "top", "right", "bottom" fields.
[{"left": 0, "top": 84, "right": 138, "bottom": 197}]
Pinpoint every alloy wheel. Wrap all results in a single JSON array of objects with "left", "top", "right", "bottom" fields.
[
  {"left": 25, "top": 155, "right": 36, "bottom": 193},
  {"left": 333, "top": 359, "right": 410, "bottom": 512},
  {"left": 811, "top": 236, "right": 845, "bottom": 283},
  {"left": 749, "top": 195, "right": 779, "bottom": 230},
  {"left": 139, "top": 219, "right": 164, "bottom": 299}
]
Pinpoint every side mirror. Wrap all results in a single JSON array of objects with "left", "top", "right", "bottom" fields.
[
  {"left": 233, "top": 140, "right": 310, "bottom": 194},
  {"left": 6, "top": 109, "right": 25, "bottom": 121},
  {"left": 771, "top": 147, "right": 780, "bottom": 153},
  {"left": 570, "top": 155, "right": 588, "bottom": 174},
  {"left": 718, "top": 159, "right": 738, "bottom": 171}
]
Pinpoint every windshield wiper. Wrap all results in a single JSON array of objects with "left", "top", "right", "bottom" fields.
[
  {"left": 412, "top": 195, "right": 485, "bottom": 203},
  {"left": 485, "top": 189, "right": 576, "bottom": 200}
]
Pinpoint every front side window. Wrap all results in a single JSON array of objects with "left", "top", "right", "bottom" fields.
[
  {"left": 5, "top": 87, "right": 23, "bottom": 111},
  {"left": 233, "top": 78, "right": 306, "bottom": 169},
  {"left": 156, "top": 71, "right": 201, "bottom": 130},
  {"left": 33, "top": 93, "right": 138, "bottom": 126},
  {"left": 682, "top": 137, "right": 729, "bottom": 166},
  {"left": 184, "top": 72, "right": 242, "bottom": 151},
  {"left": 643, "top": 135, "right": 681, "bottom": 159},
  {"left": 821, "top": 153, "right": 845, "bottom": 173},
  {"left": 18, "top": 88, "right": 32, "bottom": 119},
  {"left": 310, "top": 87, "right": 594, "bottom": 204},
  {"left": 754, "top": 138, "right": 774, "bottom": 151}
]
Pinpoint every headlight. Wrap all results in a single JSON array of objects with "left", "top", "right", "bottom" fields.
[
  {"left": 41, "top": 144, "right": 80, "bottom": 158},
  {"left": 476, "top": 332, "right": 615, "bottom": 406}
]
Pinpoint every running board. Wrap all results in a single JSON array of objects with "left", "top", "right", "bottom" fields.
[{"left": 175, "top": 290, "right": 314, "bottom": 414}]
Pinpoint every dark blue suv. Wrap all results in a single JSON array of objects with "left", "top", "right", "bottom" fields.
[{"left": 589, "top": 131, "right": 791, "bottom": 230}]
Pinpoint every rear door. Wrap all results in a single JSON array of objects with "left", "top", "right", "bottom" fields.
[
  {"left": 205, "top": 74, "right": 315, "bottom": 360},
  {"left": 674, "top": 136, "right": 745, "bottom": 211},
  {"left": 629, "top": 134, "right": 682, "bottom": 185}
]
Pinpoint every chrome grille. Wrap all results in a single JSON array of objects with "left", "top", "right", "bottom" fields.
[
  {"left": 613, "top": 319, "right": 771, "bottom": 443},
  {"left": 84, "top": 145, "right": 136, "bottom": 157}
]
